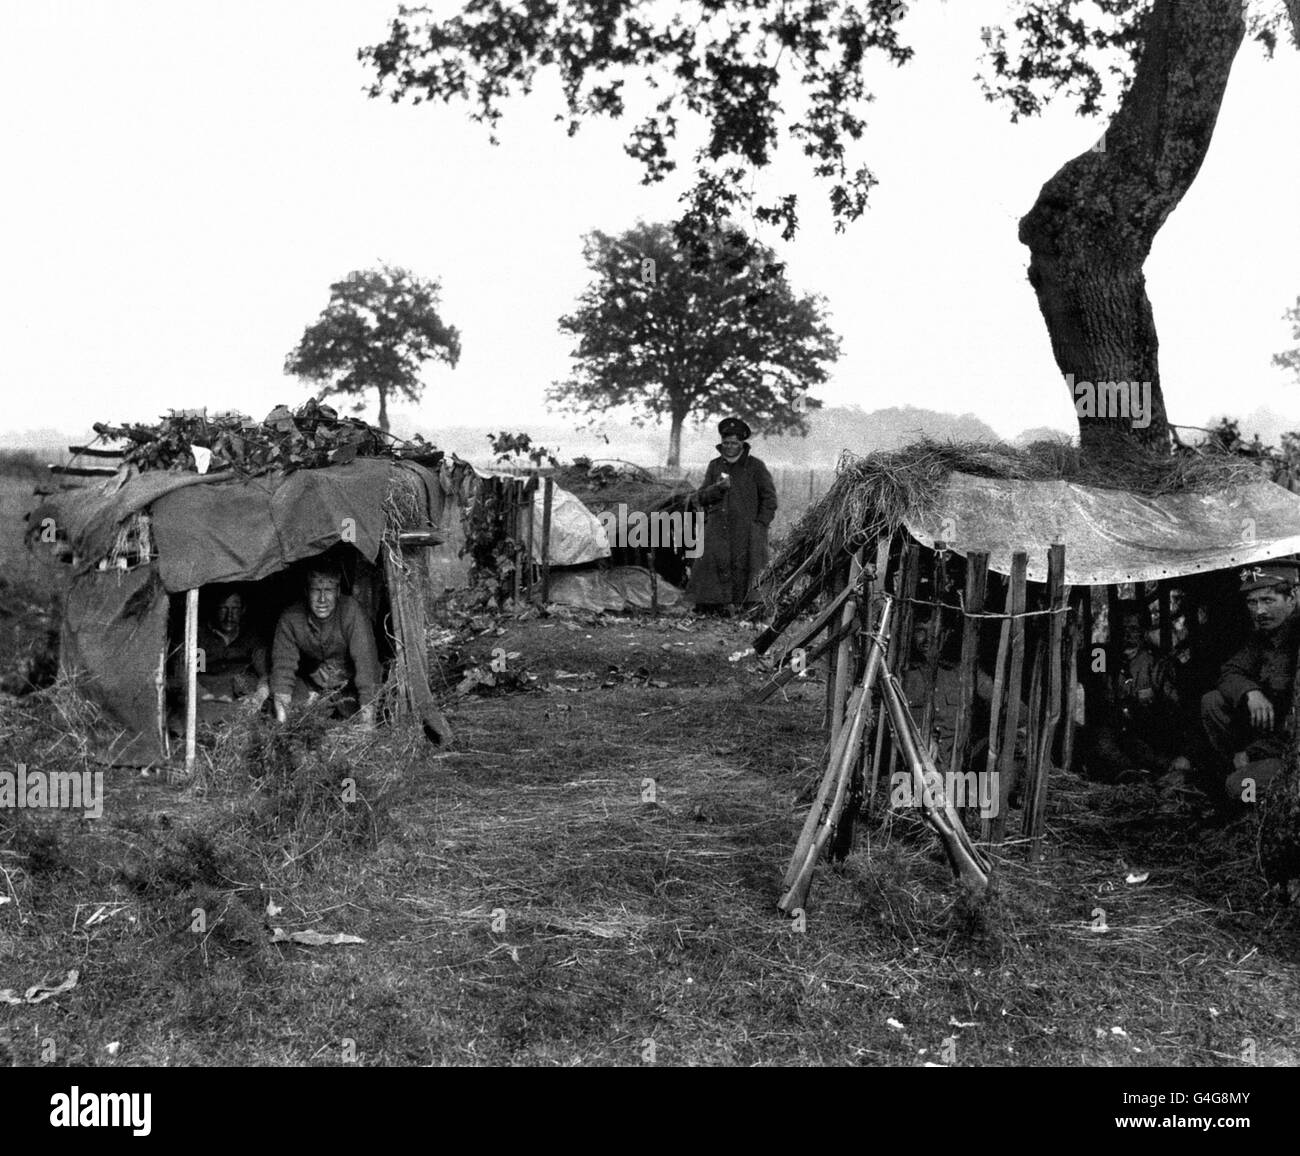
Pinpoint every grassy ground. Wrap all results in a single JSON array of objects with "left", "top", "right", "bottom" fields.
[{"left": 2, "top": 608, "right": 1299, "bottom": 1067}]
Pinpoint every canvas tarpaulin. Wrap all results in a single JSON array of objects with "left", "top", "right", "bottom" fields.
[
  {"left": 904, "top": 472, "right": 1300, "bottom": 586},
  {"left": 503, "top": 480, "right": 610, "bottom": 567},
  {"left": 29, "top": 468, "right": 219, "bottom": 569},
  {"left": 149, "top": 459, "right": 428, "bottom": 591},
  {"left": 61, "top": 564, "right": 170, "bottom": 765}
]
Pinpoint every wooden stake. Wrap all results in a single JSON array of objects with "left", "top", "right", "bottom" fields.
[
  {"left": 184, "top": 586, "right": 199, "bottom": 774},
  {"left": 1060, "top": 591, "right": 1082, "bottom": 776},
  {"left": 830, "top": 550, "right": 864, "bottom": 748},
  {"left": 756, "top": 614, "right": 858, "bottom": 702},
  {"left": 540, "top": 477, "right": 554, "bottom": 605},
  {"left": 885, "top": 539, "right": 922, "bottom": 785},
  {"left": 987, "top": 553, "right": 1028, "bottom": 844},
  {"left": 979, "top": 615, "right": 1011, "bottom": 844},
  {"left": 525, "top": 473, "right": 537, "bottom": 603},
  {"left": 947, "top": 551, "right": 989, "bottom": 791},
  {"left": 918, "top": 549, "right": 948, "bottom": 752},
  {"left": 1025, "top": 544, "right": 1067, "bottom": 861}
]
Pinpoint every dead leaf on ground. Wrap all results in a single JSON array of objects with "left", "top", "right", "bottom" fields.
[
  {"left": 270, "top": 928, "right": 365, "bottom": 947},
  {"left": 1, "top": 969, "right": 80, "bottom": 1005}
]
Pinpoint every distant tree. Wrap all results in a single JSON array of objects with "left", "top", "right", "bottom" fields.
[
  {"left": 550, "top": 221, "right": 840, "bottom": 468},
  {"left": 1274, "top": 297, "right": 1300, "bottom": 385},
  {"left": 284, "top": 264, "right": 461, "bottom": 433}
]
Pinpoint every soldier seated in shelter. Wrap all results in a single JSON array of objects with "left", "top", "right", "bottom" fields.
[
  {"left": 270, "top": 562, "right": 380, "bottom": 727},
  {"left": 170, "top": 586, "right": 269, "bottom": 731},
  {"left": 1200, "top": 561, "right": 1300, "bottom": 795}
]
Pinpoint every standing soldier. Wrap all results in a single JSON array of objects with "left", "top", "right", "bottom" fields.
[{"left": 685, "top": 417, "right": 778, "bottom": 614}]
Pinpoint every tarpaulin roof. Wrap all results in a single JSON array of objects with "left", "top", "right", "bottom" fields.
[
  {"left": 35, "top": 459, "right": 438, "bottom": 592},
  {"left": 903, "top": 471, "right": 1300, "bottom": 586}
]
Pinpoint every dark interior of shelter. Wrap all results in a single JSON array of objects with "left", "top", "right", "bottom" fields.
[
  {"left": 163, "top": 543, "right": 394, "bottom": 728},
  {"left": 882, "top": 540, "right": 1260, "bottom": 790}
]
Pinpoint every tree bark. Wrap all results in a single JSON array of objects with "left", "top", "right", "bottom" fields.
[
  {"left": 1019, "top": 0, "right": 1245, "bottom": 454},
  {"left": 377, "top": 385, "right": 390, "bottom": 433},
  {"left": 666, "top": 409, "right": 685, "bottom": 469}
]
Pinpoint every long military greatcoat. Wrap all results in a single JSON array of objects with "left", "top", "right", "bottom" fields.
[{"left": 685, "top": 443, "right": 778, "bottom": 607}]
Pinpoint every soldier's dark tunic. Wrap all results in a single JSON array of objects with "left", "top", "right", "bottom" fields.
[
  {"left": 196, "top": 624, "right": 267, "bottom": 701},
  {"left": 1201, "top": 613, "right": 1300, "bottom": 762},
  {"left": 685, "top": 444, "right": 778, "bottom": 608}
]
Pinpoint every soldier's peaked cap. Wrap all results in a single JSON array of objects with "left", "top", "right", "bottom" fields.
[
  {"left": 1238, "top": 561, "right": 1300, "bottom": 593},
  {"left": 718, "top": 417, "right": 751, "bottom": 439}
]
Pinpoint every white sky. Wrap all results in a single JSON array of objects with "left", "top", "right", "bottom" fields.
[{"left": 1, "top": 0, "right": 1297, "bottom": 447}]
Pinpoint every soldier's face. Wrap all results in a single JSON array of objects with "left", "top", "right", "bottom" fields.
[
  {"left": 720, "top": 435, "right": 742, "bottom": 453},
  {"left": 308, "top": 577, "right": 340, "bottom": 620},
  {"left": 215, "top": 595, "right": 243, "bottom": 635},
  {"left": 1121, "top": 617, "right": 1143, "bottom": 650},
  {"left": 1245, "top": 588, "right": 1295, "bottom": 633}
]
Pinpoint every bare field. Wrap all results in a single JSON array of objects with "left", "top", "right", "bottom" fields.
[
  {"left": 1, "top": 609, "right": 1298, "bottom": 1067},
  {"left": 0, "top": 474, "right": 42, "bottom": 580}
]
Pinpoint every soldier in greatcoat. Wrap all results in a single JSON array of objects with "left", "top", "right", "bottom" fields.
[{"left": 685, "top": 417, "right": 778, "bottom": 613}]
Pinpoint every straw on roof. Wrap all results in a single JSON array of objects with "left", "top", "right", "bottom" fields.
[{"left": 762, "top": 437, "right": 1268, "bottom": 600}]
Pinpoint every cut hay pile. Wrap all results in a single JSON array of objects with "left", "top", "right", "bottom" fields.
[{"left": 763, "top": 437, "right": 1267, "bottom": 601}]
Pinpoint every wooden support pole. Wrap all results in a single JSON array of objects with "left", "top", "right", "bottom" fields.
[
  {"left": 979, "top": 615, "right": 1011, "bottom": 844},
  {"left": 540, "top": 477, "right": 554, "bottom": 605},
  {"left": 511, "top": 480, "right": 523, "bottom": 604},
  {"left": 885, "top": 539, "right": 922, "bottom": 785},
  {"left": 771, "top": 570, "right": 865, "bottom": 664},
  {"left": 525, "top": 473, "right": 537, "bottom": 603},
  {"left": 756, "top": 614, "right": 857, "bottom": 702},
  {"left": 918, "top": 549, "right": 948, "bottom": 753},
  {"left": 822, "top": 559, "right": 846, "bottom": 728},
  {"left": 831, "top": 567, "right": 875, "bottom": 861},
  {"left": 1025, "top": 544, "right": 1067, "bottom": 861},
  {"left": 1023, "top": 631, "right": 1045, "bottom": 826},
  {"left": 830, "top": 550, "right": 864, "bottom": 748},
  {"left": 987, "top": 553, "right": 1028, "bottom": 843},
  {"left": 1060, "top": 590, "right": 1083, "bottom": 776},
  {"left": 947, "top": 551, "right": 990, "bottom": 791},
  {"left": 184, "top": 586, "right": 199, "bottom": 774}
]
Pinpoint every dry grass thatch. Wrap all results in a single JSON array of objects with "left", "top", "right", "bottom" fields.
[{"left": 764, "top": 437, "right": 1269, "bottom": 596}]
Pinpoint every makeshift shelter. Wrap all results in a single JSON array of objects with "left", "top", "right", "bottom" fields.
[
  {"left": 456, "top": 459, "right": 693, "bottom": 611},
  {"left": 27, "top": 405, "right": 453, "bottom": 765},
  {"left": 758, "top": 439, "right": 1300, "bottom": 910}
]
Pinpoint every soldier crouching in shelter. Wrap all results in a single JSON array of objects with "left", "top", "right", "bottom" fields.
[
  {"left": 685, "top": 416, "right": 778, "bottom": 615},
  {"left": 1200, "top": 561, "right": 1300, "bottom": 796},
  {"left": 271, "top": 562, "right": 380, "bottom": 728}
]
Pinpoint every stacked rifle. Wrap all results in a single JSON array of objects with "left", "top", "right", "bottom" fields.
[{"left": 759, "top": 555, "right": 992, "bottom": 916}]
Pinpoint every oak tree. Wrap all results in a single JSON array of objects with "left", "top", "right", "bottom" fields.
[
  {"left": 285, "top": 264, "right": 461, "bottom": 433},
  {"left": 551, "top": 221, "right": 839, "bottom": 467}
]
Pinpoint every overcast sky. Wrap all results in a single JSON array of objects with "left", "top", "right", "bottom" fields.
[{"left": 1, "top": 0, "right": 1297, "bottom": 449}]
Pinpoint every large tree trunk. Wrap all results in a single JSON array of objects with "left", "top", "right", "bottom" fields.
[
  {"left": 1019, "top": 0, "right": 1245, "bottom": 454},
  {"left": 376, "top": 385, "right": 390, "bottom": 433},
  {"left": 666, "top": 409, "right": 685, "bottom": 469}
]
